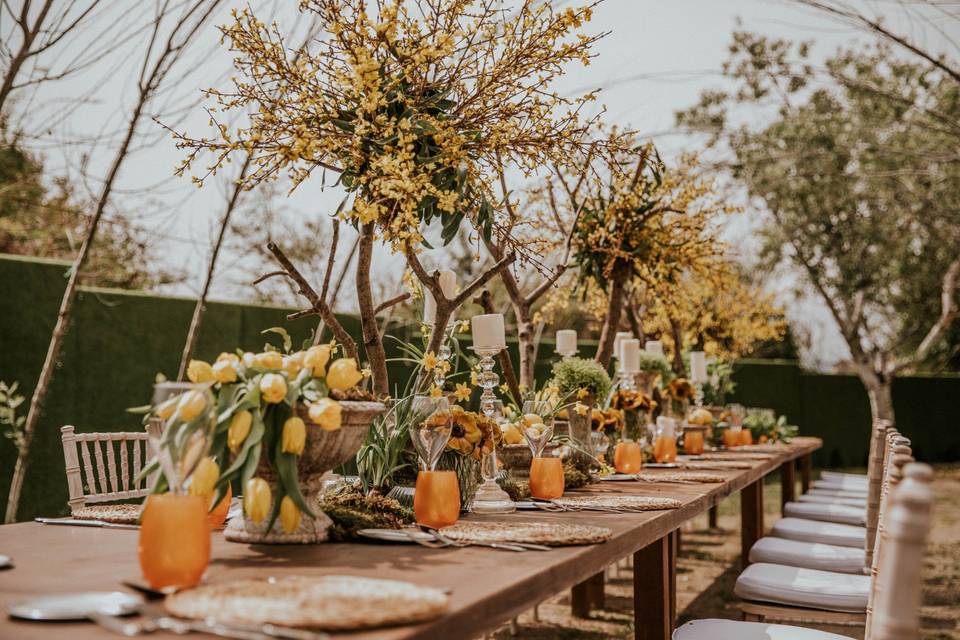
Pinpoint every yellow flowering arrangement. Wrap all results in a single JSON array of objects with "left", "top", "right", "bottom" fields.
[
  {"left": 443, "top": 405, "right": 502, "bottom": 462},
  {"left": 154, "top": 329, "right": 367, "bottom": 534}
]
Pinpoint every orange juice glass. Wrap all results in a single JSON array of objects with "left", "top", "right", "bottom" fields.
[
  {"left": 653, "top": 435, "right": 678, "bottom": 463},
  {"left": 414, "top": 470, "right": 460, "bottom": 528},
  {"left": 206, "top": 485, "right": 232, "bottom": 530},
  {"left": 614, "top": 441, "right": 643, "bottom": 474},
  {"left": 139, "top": 493, "right": 210, "bottom": 590},
  {"left": 684, "top": 429, "right": 705, "bottom": 455},
  {"left": 529, "top": 457, "right": 565, "bottom": 499},
  {"left": 723, "top": 427, "right": 741, "bottom": 448},
  {"left": 739, "top": 429, "right": 754, "bottom": 446}
]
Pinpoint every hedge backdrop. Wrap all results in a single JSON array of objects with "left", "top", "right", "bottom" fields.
[{"left": 2, "top": 254, "right": 958, "bottom": 520}]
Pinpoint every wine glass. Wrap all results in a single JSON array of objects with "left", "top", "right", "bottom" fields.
[
  {"left": 409, "top": 395, "right": 452, "bottom": 471},
  {"left": 149, "top": 382, "right": 216, "bottom": 494},
  {"left": 520, "top": 400, "right": 554, "bottom": 458},
  {"left": 591, "top": 431, "right": 610, "bottom": 459}
]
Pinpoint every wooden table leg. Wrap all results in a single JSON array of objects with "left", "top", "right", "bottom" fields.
[
  {"left": 634, "top": 536, "right": 671, "bottom": 640},
  {"left": 800, "top": 453, "right": 812, "bottom": 494},
  {"left": 740, "top": 479, "right": 764, "bottom": 569},
  {"left": 669, "top": 530, "right": 678, "bottom": 626},
  {"left": 571, "top": 571, "right": 604, "bottom": 618},
  {"left": 780, "top": 460, "right": 796, "bottom": 515},
  {"left": 708, "top": 505, "right": 718, "bottom": 528}
]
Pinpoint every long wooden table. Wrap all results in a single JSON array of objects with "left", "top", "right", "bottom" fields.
[{"left": 0, "top": 438, "right": 820, "bottom": 640}]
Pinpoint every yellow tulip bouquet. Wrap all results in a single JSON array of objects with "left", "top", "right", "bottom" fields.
[{"left": 148, "top": 329, "right": 368, "bottom": 536}]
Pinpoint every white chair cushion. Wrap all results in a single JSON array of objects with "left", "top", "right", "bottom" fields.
[
  {"left": 749, "top": 536, "right": 865, "bottom": 574},
  {"left": 808, "top": 487, "right": 871, "bottom": 500},
  {"left": 735, "top": 563, "right": 870, "bottom": 612},
  {"left": 674, "top": 618, "right": 855, "bottom": 640},
  {"left": 813, "top": 479, "right": 870, "bottom": 493},
  {"left": 820, "top": 471, "right": 867, "bottom": 485},
  {"left": 784, "top": 501, "right": 866, "bottom": 526},
  {"left": 797, "top": 493, "right": 865, "bottom": 507},
  {"left": 770, "top": 518, "right": 866, "bottom": 548}
]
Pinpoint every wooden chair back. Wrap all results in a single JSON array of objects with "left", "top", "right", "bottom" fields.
[
  {"left": 866, "top": 462, "right": 933, "bottom": 640},
  {"left": 864, "top": 419, "right": 892, "bottom": 568},
  {"left": 60, "top": 425, "right": 152, "bottom": 512}
]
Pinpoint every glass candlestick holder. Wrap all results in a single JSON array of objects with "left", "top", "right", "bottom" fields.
[{"left": 469, "top": 346, "right": 516, "bottom": 514}]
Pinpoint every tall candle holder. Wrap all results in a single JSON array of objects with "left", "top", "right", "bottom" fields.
[
  {"left": 469, "top": 345, "right": 515, "bottom": 513},
  {"left": 693, "top": 382, "right": 705, "bottom": 409},
  {"left": 430, "top": 321, "right": 457, "bottom": 389}
]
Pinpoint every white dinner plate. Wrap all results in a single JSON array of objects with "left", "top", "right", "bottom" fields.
[
  {"left": 8, "top": 592, "right": 143, "bottom": 621},
  {"left": 356, "top": 528, "right": 436, "bottom": 544},
  {"left": 0, "top": 554, "right": 11, "bottom": 569}
]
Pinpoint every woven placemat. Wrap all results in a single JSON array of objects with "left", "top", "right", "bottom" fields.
[
  {"left": 695, "top": 452, "right": 776, "bottom": 460},
  {"left": 165, "top": 575, "right": 449, "bottom": 631},
  {"left": 72, "top": 504, "right": 140, "bottom": 524},
  {"left": 680, "top": 460, "right": 754, "bottom": 470},
  {"left": 553, "top": 495, "right": 682, "bottom": 511},
  {"left": 635, "top": 471, "right": 727, "bottom": 484},
  {"left": 441, "top": 521, "right": 611, "bottom": 546}
]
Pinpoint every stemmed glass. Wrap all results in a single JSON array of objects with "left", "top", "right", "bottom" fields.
[
  {"left": 410, "top": 396, "right": 460, "bottom": 528},
  {"left": 522, "top": 401, "right": 563, "bottom": 499},
  {"left": 471, "top": 399, "right": 516, "bottom": 513}
]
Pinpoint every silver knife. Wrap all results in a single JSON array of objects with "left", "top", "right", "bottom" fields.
[{"left": 36, "top": 517, "right": 138, "bottom": 530}]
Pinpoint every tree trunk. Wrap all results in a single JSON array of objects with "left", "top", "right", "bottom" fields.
[
  {"left": 863, "top": 374, "right": 896, "bottom": 424},
  {"left": 669, "top": 316, "right": 686, "bottom": 377},
  {"left": 516, "top": 310, "right": 536, "bottom": 388},
  {"left": 177, "top": 156, "right": 250, "bottom": 380},
  {"left": 355, "top": 222, "right": 389, "bottom": 397},
  {"left": 595, "top": 263, "right": 629, "bottom": 367}
]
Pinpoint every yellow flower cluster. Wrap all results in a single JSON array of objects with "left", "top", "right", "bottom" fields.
[
  {"left": 444, "top": 406, "right": 502, "bottom": 460},
  {"left": 173, "top": 0, "right": 605, "bottom": 251}
]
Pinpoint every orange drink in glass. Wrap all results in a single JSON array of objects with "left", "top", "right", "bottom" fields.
[
  {"left": 683, "top": 429, "right": 705, "bottom": 455},
  {"left": 414, "top": 470, "right": 460, "bottom": 529},
  {"left": 139, "top": 494, "right": 210, "bottom": 590},
  {"left": 738, "top": 428, "right": 754, "bottom": 446},
  {"left": 614, "top": 441, "right": 643, "bottom": 473},
  {"left": 206, "top": 485, "right": 232, "bottom": 530},
  {"left": 529, "top": 457, "right": 564, "bottom": 499},
  {"left": 654, "top": 435, "right": 678, "bottom": 463},
  {"left": 723, "top": 427, "right": 741, "bottom": 448}
]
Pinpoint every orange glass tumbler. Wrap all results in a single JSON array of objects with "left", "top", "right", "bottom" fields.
[
  {"left": 414, "top": 470, "right": 460, "bottom": 529},
  {"left": 738, "top": 429, "right": 754, "bottom": 446},
  {"left": 683, "top": 430, "right": 705, "bottom": 455},
  {"left": 614, "top": 441, "right": 643, "bottom": 474},
  {"left": 723, "top": 428, "right": 741, "bottom": 448},
  {"left": 206, "top": 485, "right": 232, "bottom": 530},
  {"left": 653, "top": 435, "right": 678, "bottom": 463},
  {"left": 139, "top": 494, "right": 211, "bottom": 590},
  {"left": 529, "top": 457, "right": 565, "bottom": 499}
]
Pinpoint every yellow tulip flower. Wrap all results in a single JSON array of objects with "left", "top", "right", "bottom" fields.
[
  {"left": 255, "top": 351, "right": 283, "bottom": 370},
  {"left": 177, "top": 390, "right": 207, "bottom": 422},
  {"left": 281, "top": 416, "right": 306, "bottom": 454},
  {"left": 326, "top": 358, "right": 364, "bottom": 391},
  {"left": 188, "top": 457, "right": 220, "bottom": 498},
  {"left": 283, "top": 351, "right": 304, "bottom": 378},
  {"left": 308, "top": 398, "right": 342, "bottom": 432},
  {"left": 186, "top": 360, "right": 215, "bottom": 384},
  {"left": 243, "top": 478, "right": 271, "bottom": 524},
  {"left": 212, "top": 360, "right": 238, "bottom": 384},
  {"left": 228, "top": 410, "right": 253, "bottom": 454},
  {"left": 279, "top": 496, "right": 301, "bottom": 533},
  {"left": 259, "top": 373, "right": 287, "bottom": 404},
  {"left": 303, "top": 345, "right": 331, "bottom": 377}
]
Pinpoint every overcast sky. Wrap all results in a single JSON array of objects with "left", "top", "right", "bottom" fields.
[{"left": 10, "top": 0, "right": 956, "bottom": 369}]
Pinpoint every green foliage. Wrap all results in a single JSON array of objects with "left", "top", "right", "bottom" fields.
[
  {"left": 0, "top": 380, "right": 26, "bottom": 453},
  {"left": 677, "top": 32, "right": 960, "bottom": 371},
  {"left": 0, "top": 126, "right": 181, "bottom": 289},
  {"left": 638, "top": 352, "right": 672, "bottom": 379},
  {"left": 549, "top": 357, "right": 611, "bottom": 400},
  {"left": 702, "top": 360, "right": 736, "bottom": 406},
  {"left": 356, "top": 399, "right": 413, "bottom": 493},
  {"left": 319, "top": 486, "right": 414, "bottom": 542}
]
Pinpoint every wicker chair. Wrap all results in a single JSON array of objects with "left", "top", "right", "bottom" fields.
[{"left": 60, "top": 425, "right": 153, "bottom": 513}]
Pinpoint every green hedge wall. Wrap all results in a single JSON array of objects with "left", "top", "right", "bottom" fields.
[{"left": 1, "top": 255, "right": 957, "bottom": 521}]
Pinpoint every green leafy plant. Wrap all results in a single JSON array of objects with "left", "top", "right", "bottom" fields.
[
  {"left": 549, "top": 357, "right": 612, "bottom": 401},
  {"left": 319, "top": 485, "right": 414, "bottom": 542},
  {"left": 0, "top": 381, "right": 26, "bottom": 453},
  {"left": 638, "top": 352, "right": 673, "bottom": 380},
  {"left": 702, "top": 360, "right": 736, "bottom": 405}
]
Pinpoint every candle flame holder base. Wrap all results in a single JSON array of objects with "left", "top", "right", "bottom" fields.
[{"left": 470, "top": 345, "right": 516, "bottom": 514}]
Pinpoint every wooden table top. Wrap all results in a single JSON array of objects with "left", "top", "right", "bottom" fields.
[{"left": 0, "top": 438, "right": 820, "bottom": 640}]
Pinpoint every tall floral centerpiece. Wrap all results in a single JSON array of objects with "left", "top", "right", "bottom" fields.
[
  {"left": 150, "top": 332, "right": 385, "bottom": 544},
  {"left": 172, "top": 0, "right": 609, "bottom": 398},
  {"left": 550, "top": 357, "right": 611, "bottom": 464}
]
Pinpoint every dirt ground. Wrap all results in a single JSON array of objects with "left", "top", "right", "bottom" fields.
[{"left": 491, "top": 464, "right": 960, "bottom": 640}]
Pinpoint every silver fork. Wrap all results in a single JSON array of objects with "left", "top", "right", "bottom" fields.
[{"left": 423, "top": 527, "right": 529, "bottom": 552}]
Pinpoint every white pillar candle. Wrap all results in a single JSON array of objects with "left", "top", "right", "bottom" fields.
[
  {"left": 621, "top": 339, "right": 641, "bottom": 373},
  {"left": 421, "top": 269, "right": 457, "bottom": 324},
  {"left": 438, "top": 269, "right": 457, "bottom": 299},
  {"left": 690, "top": 351, "right": 708, "bottom": 384},
  {"left": 613, "top": 331, "right": 633, "bottom": 361},
  {"left": 423, "top": 292, "right": 437, "bottom": 324},
  {"left": 555, "top": 329, "right": 577, "bottom": 356},
  {"left": 644, "top": 340, "right": 664, "bottom": 358},
  {"left": 471, "top": 313, "right": 506, "bottom": 350}
]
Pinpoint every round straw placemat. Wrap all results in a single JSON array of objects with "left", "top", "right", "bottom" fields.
[
  {"left": 441, "top": 521, "right": 611, "bottom": 546},
  {"left": 695, "top": 452, "right": 776, "bottom": 460},
  {"left": 680, "top": 460, "right": 754, "bottom": 470},
  {"left": 553, "top": 495, "right": 682, "bottom": 511},
  {"left": 72, "top": 504, "right": 140, "bottom": 524},
  {"left": 635, "top": 471, "right": 727, "bottom": 484},
  {"left": 165, "top": 576, "right": 449, "bottom": 631}
]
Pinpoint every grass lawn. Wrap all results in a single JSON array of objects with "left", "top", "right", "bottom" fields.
[{"left": 491, "top": 464, "right": 960, "bottom": 640}]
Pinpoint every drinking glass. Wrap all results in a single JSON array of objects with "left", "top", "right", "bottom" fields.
[
  {"left": 529, "top": 456, "right": 564, "bottom": 500},
  {"left": 723, "top": 425, "right": 742, "bottom": 449},
  {"left": 206, "top": 485, "right": 232, "bottom": 530},
  {"left": 738, "top": 428, "right": 754, "bottom": 446},
  {"left": 614, "top": 440, "right": 643, "bottom": 473},
  {"left": 653, "top": 416, "right": 678, "bottom": 463},
  {"left": 139, "top": 493, "right": 210, "bottom": 589},
  {"left": 520, "top": 400, "right": 554, "bottom": 458},
  {"left": 683, "top": 423, "right": 706, "bottom": 455},
  {"left": 409, "top": 396, "right": 459, "bottom": 527},
  {"left": 591, "top": 431, "right": 610, "bottom": 460}
]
